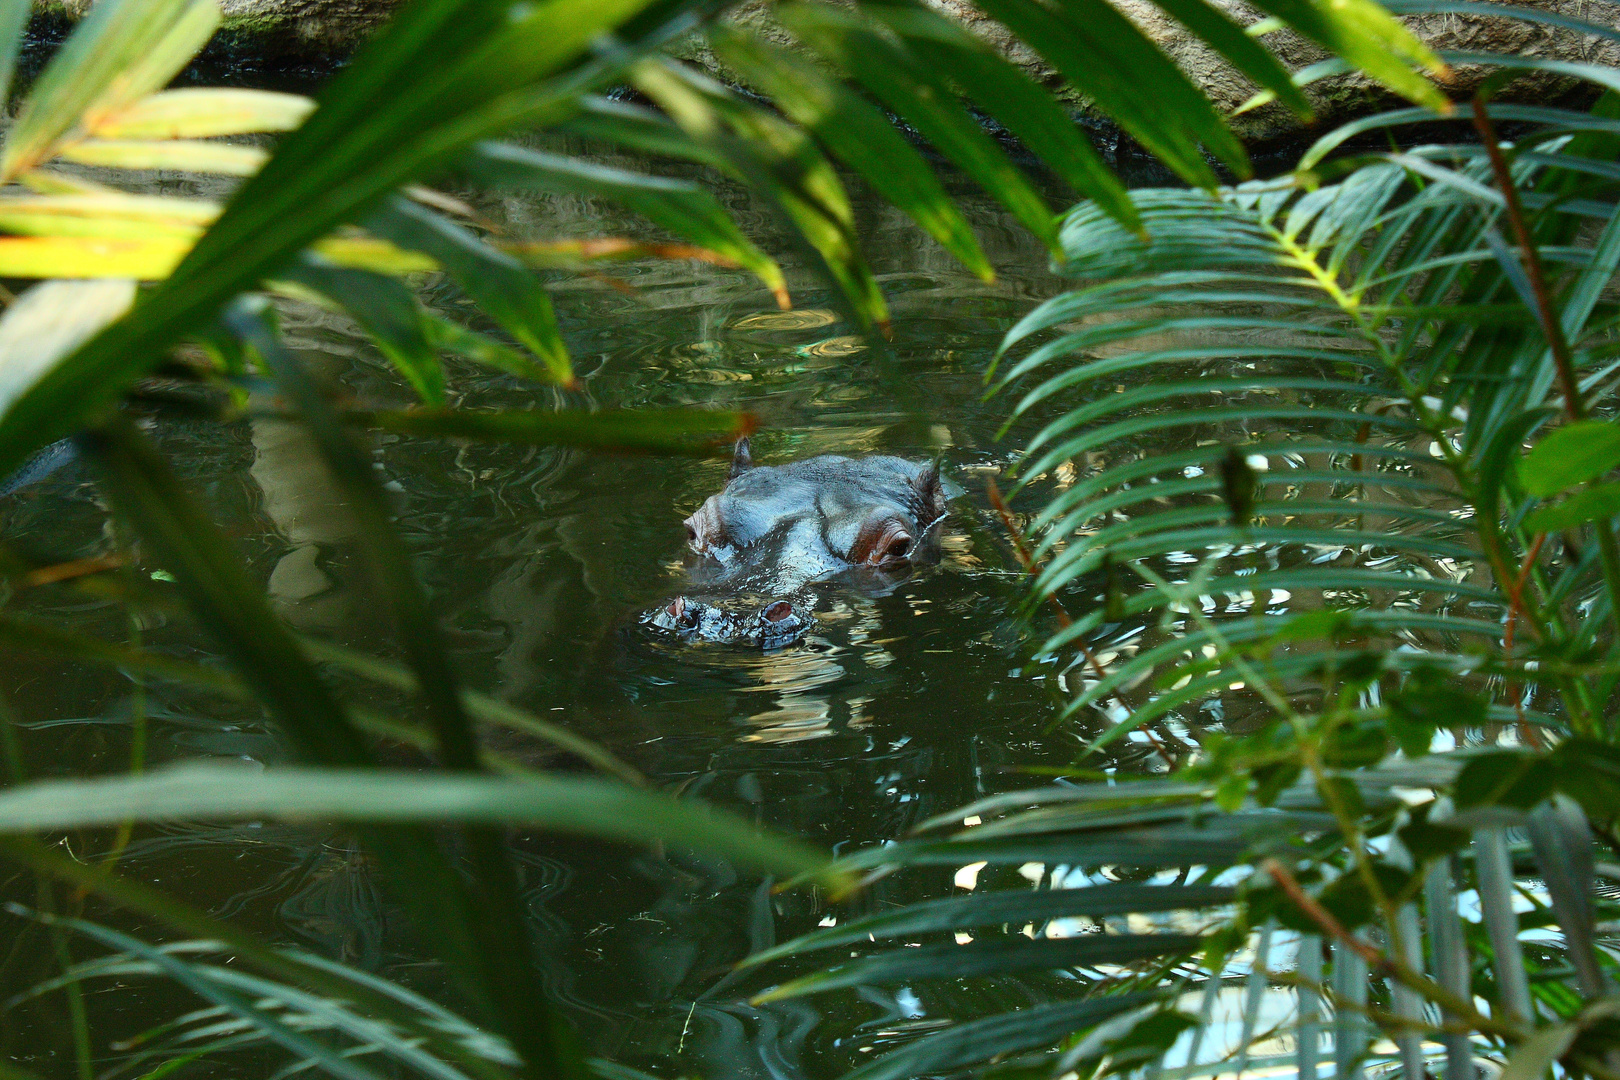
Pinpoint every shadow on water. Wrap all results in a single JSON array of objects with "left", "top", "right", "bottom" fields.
[{"left": 0, "top": 141, "right": 1159, "bottom": 1077}]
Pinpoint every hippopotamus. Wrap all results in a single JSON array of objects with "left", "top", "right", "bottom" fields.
[{"left": 647, "top": 439, "right": 948, "bottom": 648}]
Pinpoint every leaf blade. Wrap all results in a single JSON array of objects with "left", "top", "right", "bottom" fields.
[
  {"left": 742, "top": 884, "right": 1234, "bottom": 966},
  {"left": 843, "top": 997, "right": 1150, "bottom": 1080},
  {"left": 1520, "top": 420, "right": 1620, "bottom": 495},
  {"left": 366, "top": 196, "right": 570, "bottom": 383},
  {"left": 753, "top": 935, "right": 1202, "bottom": 1002},
  {"left": 0, "top": 763, "right": 850, "bottom": 890},
  {"left": 462, "top": 141, "right": 786, "bottom": 308},
  {"left": 780, "top": 3, "right": 1061, "bottom": 253},
  {"left": 707, "top": 24, "right": 993, "bottom": 280},
  {"left": 89, "top": 87, "right": 316, "bottom": 139}
]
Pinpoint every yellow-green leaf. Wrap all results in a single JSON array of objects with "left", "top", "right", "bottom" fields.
[
  {"left": 0, "top": 192, "right": 219, "bottom": 225},
  {"left": 56, "top": 139, "right": 267, "bottom": 176},
  {"left": 1520, "top": 419, "right": 1620, "bottom": 496},
  {"left": 0, "top": 280, "right": 137, "bottom": 422},
  {"left": 0, "top": 0, "right": 221, "bottom": 179},
  {"left": 80, "top": 0, "right": 222, "bottom": 128},
  {"left": 1499, "top": 1024, "right": 1577, "bottom": 1080},
  {"left": 0, "top": 212, "right": 202, "bottom": 241},
  {"left": 0, "top": 762, "right": 852, "bottom": 892},
  {"left": 89, "top": 87, "right": 316, "bottom": 139},
  {"left": 1245, "top": 0, "right": 1451, "bottom": 112},
  {"left": 312, "top": 236, "right": 439, "bottom": 274},
  {"left": 0, "top": 236, "right": 189, "bottom": 278},
  {"left": 1525, "top": 482, "right": 1620, "bottom": 534}
]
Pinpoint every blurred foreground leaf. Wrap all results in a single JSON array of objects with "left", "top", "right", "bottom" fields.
[{"left": 0, "top": 763, "right": 852, "bottom": 892}]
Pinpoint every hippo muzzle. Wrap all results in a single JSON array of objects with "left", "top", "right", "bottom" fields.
[
  {"left": 647, "top": 596, "right": 812, "bottom": 650},
  {"left": 646, "top": 439, "right": 947, "bottom": 649}
]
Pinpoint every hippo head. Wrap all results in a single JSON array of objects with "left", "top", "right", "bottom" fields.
[{"left": 648, "top": 439, "right": 948, "bottom": 648}]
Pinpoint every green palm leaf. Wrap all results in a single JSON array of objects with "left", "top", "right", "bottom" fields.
[{"left": 753, "top": 935, "right": 1202, "bottom": 1002}]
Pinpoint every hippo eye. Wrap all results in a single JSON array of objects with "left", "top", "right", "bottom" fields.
[
  {"left": 849, "top": 517, "right": 915, "bottom": 565},
  {"left": 762, "top": 600, "right": 795, "bottom": 623},
  {"left": 685, "top": 522, "right": 698, "bottom": 543}
]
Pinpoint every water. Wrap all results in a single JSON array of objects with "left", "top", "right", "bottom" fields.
[{"left": 0, "top": 143, "right": 1182, "bottom": 1076}]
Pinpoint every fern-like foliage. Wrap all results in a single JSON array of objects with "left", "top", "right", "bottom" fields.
[
  {"left": 749, "top": 14, "right": 1620, "bottom": 1080},
  {"left": 993, "top": 103, "right": 1620, "bottom": 760}
]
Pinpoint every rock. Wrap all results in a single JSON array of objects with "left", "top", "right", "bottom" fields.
[
  {"left": 682, "top": 0, "right": 1619, "bottom": 143},
  {"left": 1088, "top": 0, "right": 1620, "bottom": 142},
  {"left": 32, "top": 0, "right": 1619, "bottom": 141},
  {"left": 36, "top": 0, "right": 403, "bottom": 56}
]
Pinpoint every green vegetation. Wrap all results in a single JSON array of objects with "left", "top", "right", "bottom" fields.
[
  {"left": 745, "top": 20, "right": 1620, "bottom": 1080},
  {"left": 0, "top": 0, "right": 1616, "bottom": 1077}
]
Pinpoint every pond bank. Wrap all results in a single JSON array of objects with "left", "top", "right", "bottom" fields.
[{"left": 29, "top": 0, "right": 1620, "bottom": 143}]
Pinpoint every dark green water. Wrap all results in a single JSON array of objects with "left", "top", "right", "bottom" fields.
[{"left": 0, "top": 153, "right": 1175, "bottom": 1077}]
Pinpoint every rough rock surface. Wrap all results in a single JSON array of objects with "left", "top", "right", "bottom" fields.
[
  {"left": 38, "top": 0, "right": 403, "bottom": 54},
  {"left": 1100, "top": 0, "right": 1619, "bottom": 140},
  {"left": 34, "top": 0, "right": 1620, "bottom": 141},
  {"left": 709, "top": 0, "right": 1620, "bottom": 142}
]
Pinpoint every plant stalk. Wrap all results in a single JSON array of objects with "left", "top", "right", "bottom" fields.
[
  {"left": 1263, "top": 858, "right": 1525, "bottom": 1042},
  {"left": 1471, "top": 95, "right": 1620, "bottom": 713}
]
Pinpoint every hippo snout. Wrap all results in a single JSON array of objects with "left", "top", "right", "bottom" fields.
[{"left": 647, "top": 595, "right": 811, "bottom": 649}]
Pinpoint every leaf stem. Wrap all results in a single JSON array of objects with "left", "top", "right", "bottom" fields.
[
  {"left": 989, "top": 481, "right": 1182, "bottom": 768},
  {"left": 1263, "top": 858, "right": 1386, "bottom": 970},
  {"left": 1505, "top": 532, "right": 1547, "bottom": 746},
  {"left": 1262, "top": 858, "right": 1525, "bottom": 1042},
  {"left": 37, "top": 881, "right": 93, "bottom": 1080},
  {"left": 1269, "top": 969, "right": 1489, "bottom": 1039},
  {"left": 1469, "top": 98, "right": 1583, "bottom": 421},
  {"left": 1471, "top": 95, "right": 1620, "bottom": 707}
]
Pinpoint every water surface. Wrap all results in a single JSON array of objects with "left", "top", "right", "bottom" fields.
[{"left": 0, "top": 152, "right": 1180, "bottom": 1077}]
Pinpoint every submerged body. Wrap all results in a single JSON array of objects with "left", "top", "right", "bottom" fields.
[{"left": 649, "top": 440, "right": 948, "bottom": 647}]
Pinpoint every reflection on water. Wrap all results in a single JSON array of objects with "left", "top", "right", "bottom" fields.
[
  {"left": 731, "top": 309, "right": 840, "bottom": 332},
  {"left": 0, "top": 146, "right": 1114, "bottom": 1076},
  {"left": 795, "top": 336, "right": 868, "bottom": 360},
  {"left": 6, "top": 130, "right": 1402, "bottom": 1076}
]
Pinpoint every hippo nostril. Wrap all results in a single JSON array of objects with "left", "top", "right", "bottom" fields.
[
  {"left": 667, "top": 597, "right": 699, "bottom": 629},
  {"left": 762, "top": 600, "right": 794, "bottom": 623},
  {"left": 684, "top": 521, "right": 698, "bottom": 543}
]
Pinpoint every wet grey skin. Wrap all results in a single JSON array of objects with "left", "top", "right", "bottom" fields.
[{"left": 647, "top": 438, "right": 948, "bottom": 649}]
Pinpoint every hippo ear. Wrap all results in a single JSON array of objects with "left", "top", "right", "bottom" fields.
[
  {"left": 911, "top": 462, "right": 945, "bottom": 521},
  {"left": 730, "top": 436, "right": 753, "bottom": 479}
]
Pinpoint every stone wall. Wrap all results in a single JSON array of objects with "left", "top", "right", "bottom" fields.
[
  {"left": 35, "top": 0, "right": 1620, "bottom": 142},
  {"left": 707, "top": 0, "right": 1620, "bottom": 142},
  {"left": 38, "top": 0, "right": 403, "bottom": 54},
  {"left": 1098, "top": 0, "right": 1619, "bottom": 140}
]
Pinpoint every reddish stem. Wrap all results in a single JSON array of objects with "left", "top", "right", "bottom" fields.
[
  {"left": 986, "top": 479, "right": 1179, "bottom": 767},
  {"left": 1470, "top": 97, "right": 1585, "bottom": 420},
  {"left": 1504, "top": 533, "right": 1547, "bottom": 748},
  {"left": 1263, "top": 858, "right": 1395, "bottom": 977},
  {"left": 21, "top": 554, "right": 125, "bottom": 589}
]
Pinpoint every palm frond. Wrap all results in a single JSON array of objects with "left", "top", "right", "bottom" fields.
[
  {"left": 9, "top": 911, "right": 522, "bottom": 1080},
  {"left": 755, "top": 12, "right": 1620, "bottom": 1080},
  {"left": 991, "top": 103, "right": 1620, "bottom": 749}
]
